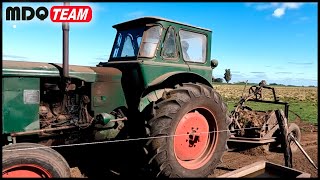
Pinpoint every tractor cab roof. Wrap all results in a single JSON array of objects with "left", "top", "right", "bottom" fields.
[{"left": 112, "top": 16, "right": 212, "bottom": 32}]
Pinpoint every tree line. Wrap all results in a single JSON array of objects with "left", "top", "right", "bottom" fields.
[{"left": 212, "top": 69, "right": 315, "bottom": 87}]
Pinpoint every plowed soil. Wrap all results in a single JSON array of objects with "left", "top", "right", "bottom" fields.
[
  {"left": 70, "top": 121, "right": 318, "bottom": 178},
  {"left": 210, "top": 121, "right": 318, "bottom": 178}
]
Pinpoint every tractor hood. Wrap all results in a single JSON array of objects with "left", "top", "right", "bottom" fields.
[{"left": 2, "top": 60, "right": 122, "bottom": 83}]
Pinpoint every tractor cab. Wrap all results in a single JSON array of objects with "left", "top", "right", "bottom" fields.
[
  {"left": 100, "top": 17, "right": 216, "bottom": 68},
  {"left": 99, "top": 17, "right": 217, "bottom": 95}
]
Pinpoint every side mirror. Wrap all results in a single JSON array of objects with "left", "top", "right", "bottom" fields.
[{"left": 211, "top": 59, "right": 218, "bottom": 69}]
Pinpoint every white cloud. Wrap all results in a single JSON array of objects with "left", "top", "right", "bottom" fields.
[
  {"left": 12, "top": 24, "right": 16, "bottom": 28},
  {"left": 273, "top": 3, "right": 304, "bottom": 18},
  {"left": 255, "top": 3, "right": 279, "bottom": 11},
  {"left": 246, "top": 2, "right": 305, "bottom": 18},
  {"left": 272, "top": 7, "right": 286, "bottom": 18},
  {"left": 271, "top": 3, "right": 280, "bottom": 7},
  {"left": 256, "top": 4, "right": 273, "bottom": 10},
  {"left": 283, "top": 3, "right": 303, "bottom": 9}
]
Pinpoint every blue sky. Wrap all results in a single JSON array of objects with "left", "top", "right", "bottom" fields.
[{"left": 2, "top": 2, "right": 318, "bottom": 86}]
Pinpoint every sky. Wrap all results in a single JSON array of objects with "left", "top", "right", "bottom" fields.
[{"left": 2, "top": 2, "right": 318, "bottom": 86}]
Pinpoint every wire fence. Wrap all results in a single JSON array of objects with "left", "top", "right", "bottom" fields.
[{"left": 3, "top": 126, "right": 261, "bottom": 152}]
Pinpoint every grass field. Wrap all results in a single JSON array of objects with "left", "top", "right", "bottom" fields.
[{"left": 213, "top": 84, "right": 318, "bottom": 124}]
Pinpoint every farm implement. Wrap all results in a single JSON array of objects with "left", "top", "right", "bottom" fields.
[
  {"left": 227, "top": 80, "right": 301, "bottom": 152},
  {"left": 225, "top": 80, "right": 318, "bottom": 177}
]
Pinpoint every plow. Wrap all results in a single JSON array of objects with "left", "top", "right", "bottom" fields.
[
  {"left": 228, "top": 80, "right": 299, "bottom": 152},
  {"left": 222, "top": 80, "right": 318, "bottom": 177}
]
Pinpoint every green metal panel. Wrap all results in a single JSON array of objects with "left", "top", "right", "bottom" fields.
[
  {"left": 2, "top": 60, "right": 97, "bottom": 82},
  {"left": 2, "top": 77, "right": 40, "bottom": 133},
  {"left": 140, "top": 62, "right": 188, "bottom": 86},
  {"left": 91, "top": 82, "right": 127, "bottom": 115},
  {"left": 140, "top": 61, "right": 212, "bottom": 87},
  {"left": 90, "top": 67, "right": 127, "bottom": 115}
]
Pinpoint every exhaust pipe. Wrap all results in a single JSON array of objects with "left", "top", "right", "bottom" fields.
[{"left": 62, "top": 2, "right": 70, "bottom": 78}]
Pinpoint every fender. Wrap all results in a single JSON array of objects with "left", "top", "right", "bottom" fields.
[
  {"left": 139, "top": 71, "right": 212, "bottom": 112},
  {"left": 142, "top": 71, "right": 212, "bottom": 98}
]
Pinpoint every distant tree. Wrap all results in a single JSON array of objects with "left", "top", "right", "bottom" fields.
[
  {"left": 224, "top": 69, "right": 232, "bottom": 83},
  {"left": 213, "top": 78, "right": 224, "bottom": 83}
]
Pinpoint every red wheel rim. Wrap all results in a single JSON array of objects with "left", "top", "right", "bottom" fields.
[
  {"left": 174, "top": 108, "right": 218, "bottom": 169},
  {"left": 2, "top": 164, "right": 52, "bottom": 178}
]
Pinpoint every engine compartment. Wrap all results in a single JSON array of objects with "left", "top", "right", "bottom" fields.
[
  {"left": 39, "top": 77, "right": 93, "bottom": 130},
  {"left": 29, "top": 77, "right": 128, "bottom": 145}
]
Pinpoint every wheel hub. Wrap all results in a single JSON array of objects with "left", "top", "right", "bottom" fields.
[
  {"left": 174, "top": 111, "right": 209, "bottom": 161},
  {"left": 2, "top": 164, "right": 52, "bottom": 178}
]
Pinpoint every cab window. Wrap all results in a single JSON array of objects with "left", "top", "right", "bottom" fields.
[
  {"left": 179, "top": 30, "right": 207, "bottom": 63},
  {"left": 139, "top": 26, "right": 163, "bottom": 58},
  {"left": 162, "top": 27, "right": 178, "bottom": 59}
]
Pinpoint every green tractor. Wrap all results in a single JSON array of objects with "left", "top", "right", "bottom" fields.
[{"left": 2, "top": 16, "right": 231, "bottom": 178}]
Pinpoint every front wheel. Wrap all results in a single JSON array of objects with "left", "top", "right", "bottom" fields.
[
  {"left": 2, "top": 143, "right": 71, "bottom": 178},
  {"left": 144, "top": 83, "right": 231, "bottom": 177}
]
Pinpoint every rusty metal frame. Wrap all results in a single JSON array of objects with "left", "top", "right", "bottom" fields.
[
  {"left": 228, "top": 137, "right": 277, "bottom": 144},
  {"left": 247, "top": 99, "right": 289, "bottom": 120},
  {"left": 228, "top": 83, "right": 291, "bottom": 144},
  {"left": 247, "top": 85, "right": 289, "bottom": 119}
]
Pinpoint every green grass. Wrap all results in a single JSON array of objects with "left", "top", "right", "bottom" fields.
[{"left": 225, "top": 100, "right": 318, "bottom": 124}]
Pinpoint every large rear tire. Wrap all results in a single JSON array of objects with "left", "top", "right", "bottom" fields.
[
  {"left": 144, "top": 83, "right": 231, "bottom": 177},
  {"left": 2, "top": 143, "right": 71, "bottom": 178}
]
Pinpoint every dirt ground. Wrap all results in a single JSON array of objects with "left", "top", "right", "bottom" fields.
[
  {"left": 70, "top": 121, "right": 318, "bottom": 178},
  {"left": 210, "top": 121, "right": 318, "bottom": 178}
]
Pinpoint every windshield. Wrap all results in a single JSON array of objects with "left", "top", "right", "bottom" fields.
[
  {"left": 110, "top": 25, "right": 162, "bottom": 60},
  {"left": 111, "top": 27, "right": 144, "bottom": 59}
]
